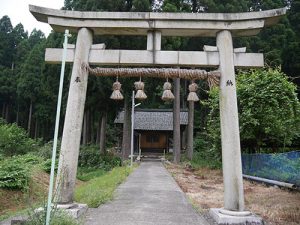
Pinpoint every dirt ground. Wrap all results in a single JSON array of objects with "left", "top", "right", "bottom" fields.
[
  {"left": 0, "top": 168, "right": 50, "bottom": 217},
  {"left": 165, "top": 163, "right": 300, "bottom": 225},
  {"left": 0, "top": 168, "right": 84, "bottom": 218}
]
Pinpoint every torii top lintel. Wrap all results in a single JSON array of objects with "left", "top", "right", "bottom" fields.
[{"left": 29, "top": 5, "right": 286, "bottom": 37}]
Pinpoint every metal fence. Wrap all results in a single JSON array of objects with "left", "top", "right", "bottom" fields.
[{"left": 242, "top": 151, "right": 300, "bottom": 186}]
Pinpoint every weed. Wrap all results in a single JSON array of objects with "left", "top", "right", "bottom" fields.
[
  {"left": 25, "top": 207, "right": 80, "bottom": 225},
  {"left": 76, "top": 167, "right": 106, "bottom": 181},
  {"left": 74, "top": 166, "right": 134, "bottom": 207},
  {"left": 190, "top": 152, "right": 222, "bottom": 169}
]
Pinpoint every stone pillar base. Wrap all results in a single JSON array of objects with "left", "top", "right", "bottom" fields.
[
  {"left": 209, "top": 208, "right": 264, "bottom": 225},
  {"left": 35, "top": 203, "right": 88, "bottom": 219},
  {"left": 57, "top": 203, "right": 88, "bottom": 218}
]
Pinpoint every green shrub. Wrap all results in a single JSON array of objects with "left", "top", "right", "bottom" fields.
[
  {"left": 42, "top": 159, "right": 58, "bottom": 173},
  {"left": 0, "top": 154, "right": 43, "bottom": 190},
  {"left": 17, "top": 154, "right": 42, "bottom": 165},
  {"left": 191, "top": 151, "right": 222, "bottom": 169},
  {"left": 0, "top": 118, "right": 6, "bottom": 126},
  {"left": 78, "top": 145, "right": 121, "bottom": 170},
  {"left": 237, "top": 68, "right": 300, "bottom": 151},
  {"left": 0, "top": 123, "right": 37, "bottom": 156},
  {"left": 38, "top": 140, "right": 61, "bottom": 159},
  {"left": 0, "top": 158, "right": 29, "bottom": 190},
  {"left": 190, "top": 88, "right": 222, "bottom": 169},
  {"left": 199, "top": 68, "right": 300, "bottom": 158},
  {"left": 0, "top": 153, "right": 4, "bottom": 161}
]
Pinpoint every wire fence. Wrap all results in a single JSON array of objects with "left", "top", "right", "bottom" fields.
[{"left": 242, "top": 150, "right": 300, "bottom": 186}]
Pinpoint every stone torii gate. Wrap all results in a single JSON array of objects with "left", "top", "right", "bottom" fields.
[{"left": 30, "top": 5, "right": 285, "bottom": 224}]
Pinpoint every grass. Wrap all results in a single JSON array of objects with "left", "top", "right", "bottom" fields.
[
  {"left": 165, "top": 152, "right": 222, "bottom": 170},
  {"left": 76, "top": 167, "right": 106, "bottom": 181},
  {"left": 25, "top": 209, "right": 81, "bottom": 225},
  {"left": 74, "top": 166, "right": 135, "bottom": 207},
  {"left": 190, "top": 152, "right": 222, "bottom": 169}
]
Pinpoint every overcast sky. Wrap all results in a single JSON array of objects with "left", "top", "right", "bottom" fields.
[{"left": 0, "top": 0, "right": 65, "bottom": 36}]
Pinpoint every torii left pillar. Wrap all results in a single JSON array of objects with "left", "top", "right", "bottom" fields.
[{"left": 56, "top": 28, "right": 93, "bottom": 204}]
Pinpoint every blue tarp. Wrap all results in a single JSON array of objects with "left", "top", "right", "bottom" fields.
[{"left": 242, "top": 151, "right": 300, "bottom": 186}]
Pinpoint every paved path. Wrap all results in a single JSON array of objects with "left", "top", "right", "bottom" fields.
[{"left": 84, "top": 161, "right": 210, "bottom": 225}]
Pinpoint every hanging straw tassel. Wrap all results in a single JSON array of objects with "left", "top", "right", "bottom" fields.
[
  {"left": 187, "top": 81, "right": 199, "bottom": 102},
  {"left": 161, "top": 79, "right": 175, "bottom": 101},
  {"left": 110, "top": 78, "right": 124, "bottom": 100},
  {"left": 134, "top": 80, "right": 147, "bottom": 100}
]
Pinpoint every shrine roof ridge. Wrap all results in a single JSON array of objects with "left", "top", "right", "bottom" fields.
[{"left": 29, "top": 5, "right": 286, "bottom": 37}]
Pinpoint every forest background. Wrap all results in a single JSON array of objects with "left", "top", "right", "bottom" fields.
[{"left": 0, "top": 0, "right": 299, "bottom": 163}]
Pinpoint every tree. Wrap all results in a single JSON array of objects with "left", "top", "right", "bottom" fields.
[
  {"left": 238, "top": 68, "right": 300, "bottom": 151},
  {"left": 0, "top": 15, "right": 13, "bottom": 33},
  {"left": 17, "top": 38, "right": 46, "bottom": 135},
  {"left": 122, "top": 96, "right": 131, "bottom": 160},
  {"left": 0, "top": 67, "right": 14, "bottom": 122},
  {"left": 0, "top": 16, "right": 14, "bottom": 67},
  {"left": 187, "top": 95, "right": 195, "bottom": 160},
  {"left": 197, "top": 68, "right": 300, "bottom": 160},
  {"left": 0, "top": 17, "right": 29, "bottom": 124},
  {"left": 132, "top": 0, "right": 151, "bottom": 11},
  {"left": 1, "top": 0, "right": 298, "bottom": 156},
  {"left": 99, "top": 111, "right": 107, "bottom": 153},
  {"left": 200, "top": 0, "right": 249, "bottom": 13},
  {"left": 283, "top": 0, "right": 300, "bottom": 85},
  {"left": 173, "top": 78, "right": 181, "bottom": 163},
  {"left": 0, "top": 122, "right": 36, "bottom": 156}
]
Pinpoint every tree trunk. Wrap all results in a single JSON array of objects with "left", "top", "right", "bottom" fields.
[
  {"left": 43, "top": 121, "right": 49, "bottom": 141},
  {"left": 99, "top": 111, "right": 107, "bottom": 154},
  {"left": 96, "top": 116, "right": 101, "bottom": 145},
  {"left": 182, "top": 128, "right": 187, "bottom": 151},
  {"left": 82, "top": 111, "right": 87, "bottom": 145},
  {"left": 122, "top": 97, "right": 131, "bottom": 160},
  {"left": 187, "top": 100, "right": 194, "bottom": 160},
  {"left": 86, "top": 109, "right": 91, "bottom": 144},
  {"left": 181, "top": 79, "right": 188, "bottom": 109},
  {"left": 34, "top": 119, "right": 38, "bottom": 139},
  {"left": 5, "top": 103, "right": 9, "bottom": 122},
  {"left": 2, "top": 103, "right": 5, "bottom": 118},
  {"left": 173, "top": 78, "right": 181, "bottom": 164},
  {"left": 16, "top": 103, "right": 19, "bottom": 125},
  {"left": 27, "top": 100, "right": 33, "bottom": 135},
  {"left": 84, "top": 109, "right": 91, "bottom": 144},
  {"left": 90, "top": 111, "right": 94, "bottom": 144}
]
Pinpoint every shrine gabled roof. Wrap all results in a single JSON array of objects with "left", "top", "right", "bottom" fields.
[
  {"left": 29, "top": 5, "right": 286, "bottom": 37},
  {"left": 114, "top": 109, "right": 188, "bottom": 131}
]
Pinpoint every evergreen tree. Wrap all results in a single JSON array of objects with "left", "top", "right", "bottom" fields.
[
  {"left": 0, "top": 16, "right": 14, "bottom": 67},
  {"left": 0, "top": 1, "right": 299, "bottom": 152},
  {"left": 283, "top": 0, "right": 300, "bottom": 85},
  {"left": 17, "top": 37, "right": 46, "bottom": 134}
]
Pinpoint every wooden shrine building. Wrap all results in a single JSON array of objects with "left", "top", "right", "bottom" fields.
[{"left": 115, "top": 109, "right": 188, "bottom": 155}]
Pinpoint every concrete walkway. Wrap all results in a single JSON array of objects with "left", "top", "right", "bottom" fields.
[{"left": 84, "top": 161, "right": 210, "bottom": 225}]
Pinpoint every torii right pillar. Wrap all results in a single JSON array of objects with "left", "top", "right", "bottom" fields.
[
  {"left": 209, "top": 30, "right": 263, "bottom": 224},
  {"left": 218, "top": 30, "right": 245, "bottom": 211}
]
